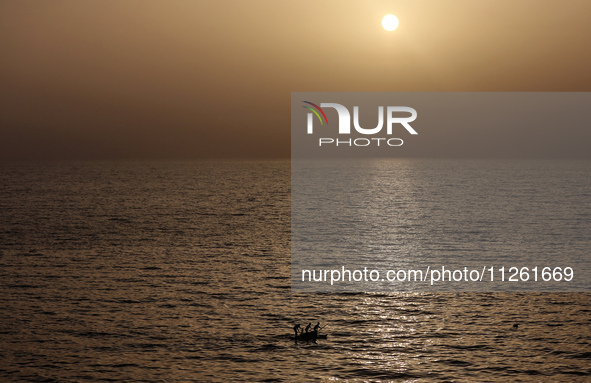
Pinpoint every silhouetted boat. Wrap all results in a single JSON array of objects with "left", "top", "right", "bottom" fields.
[{"left": 294, "top": 331, "right": 327, "bottom": 341}]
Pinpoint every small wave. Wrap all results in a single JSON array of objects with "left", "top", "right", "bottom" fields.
[
  {"left": 126, "top": 342, "right": 169, "bottom": 349},
  {"left": 571, "top": 352, "right": 591, "bottom": 359},
  {"left": 255, "top": 343, "right": 285, "bottom": 352},
  {"left": 141, "top": 266, "right": 162, "bottom": 270},
  {"left": 77, "top": 331, "right": 116, "bottom": 338},
  {"left": 6, "top": 284, "right": 46, "bottom": 289},
  {"left": 109, "top": 363, "right": 139, "bottom": 368},
  {"left": 445, "top": 344, "right": 491, "bottom": 351},
  {"left": 441, "top": 358, "right": 472, "bottom": 366}
]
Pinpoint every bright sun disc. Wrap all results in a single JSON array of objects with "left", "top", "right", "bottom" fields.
[{"left": 382, "top": 14, "right": 399, "bottom": 31}]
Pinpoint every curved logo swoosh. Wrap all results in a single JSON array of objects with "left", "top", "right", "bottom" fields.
[{"left": 302, "top": 101, "right": 328, "bottom": 125}]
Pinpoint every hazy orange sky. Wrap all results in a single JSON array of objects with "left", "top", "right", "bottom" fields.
[{"left": 1, "top": 0, "right": 590, "bottom": 160}]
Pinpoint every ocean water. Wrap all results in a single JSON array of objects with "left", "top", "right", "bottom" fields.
[
  {"left": 292, "top": 159, "right": 591, "bottom": 292},
  {"left": 1, "top": 160, "right": 590, "bottom": 382}
]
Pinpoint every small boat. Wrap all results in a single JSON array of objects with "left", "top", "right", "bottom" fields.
[{"left": 294, "top": 331, "right": 327, "bottom": 342}]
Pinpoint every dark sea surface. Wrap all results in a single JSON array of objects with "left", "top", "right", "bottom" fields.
[{"left": 1, "top": 160, "right": 590, "bottom": 382}]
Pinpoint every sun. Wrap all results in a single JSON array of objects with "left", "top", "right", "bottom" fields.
[{"left": 382, "top": 14, "right": 399, "bottom": 31}]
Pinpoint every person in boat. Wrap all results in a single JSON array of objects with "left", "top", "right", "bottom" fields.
[
  {"left": 293, "top": 324, "right": 301, "bottom": 338},
  {"left": 313, "top": 322, "right": 321, "bottom": 334},
  {"left": 305, "top": 323, "right": 312, "bottom": 333}
]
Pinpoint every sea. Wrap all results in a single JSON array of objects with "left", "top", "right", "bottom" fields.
[{"left": 0, "top": 159, "right": 590, "bottom": 382}]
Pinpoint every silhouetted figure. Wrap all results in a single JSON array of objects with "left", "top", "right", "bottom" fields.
[
  {"left": 313, "top": 322, "right": 321, "bottom": 333},
  {"left": 305, "top": 323, "right": 312, "bottom": 333},
  {"left": 293, "top": 324, "right": 301, "bottom": 338},
  {"left": 512, "top": 324, "right": 519, "bottom": 330}
]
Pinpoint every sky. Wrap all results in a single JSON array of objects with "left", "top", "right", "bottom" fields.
[{"left": 1, "top": 0, "right": 590, "bottom": 160}]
